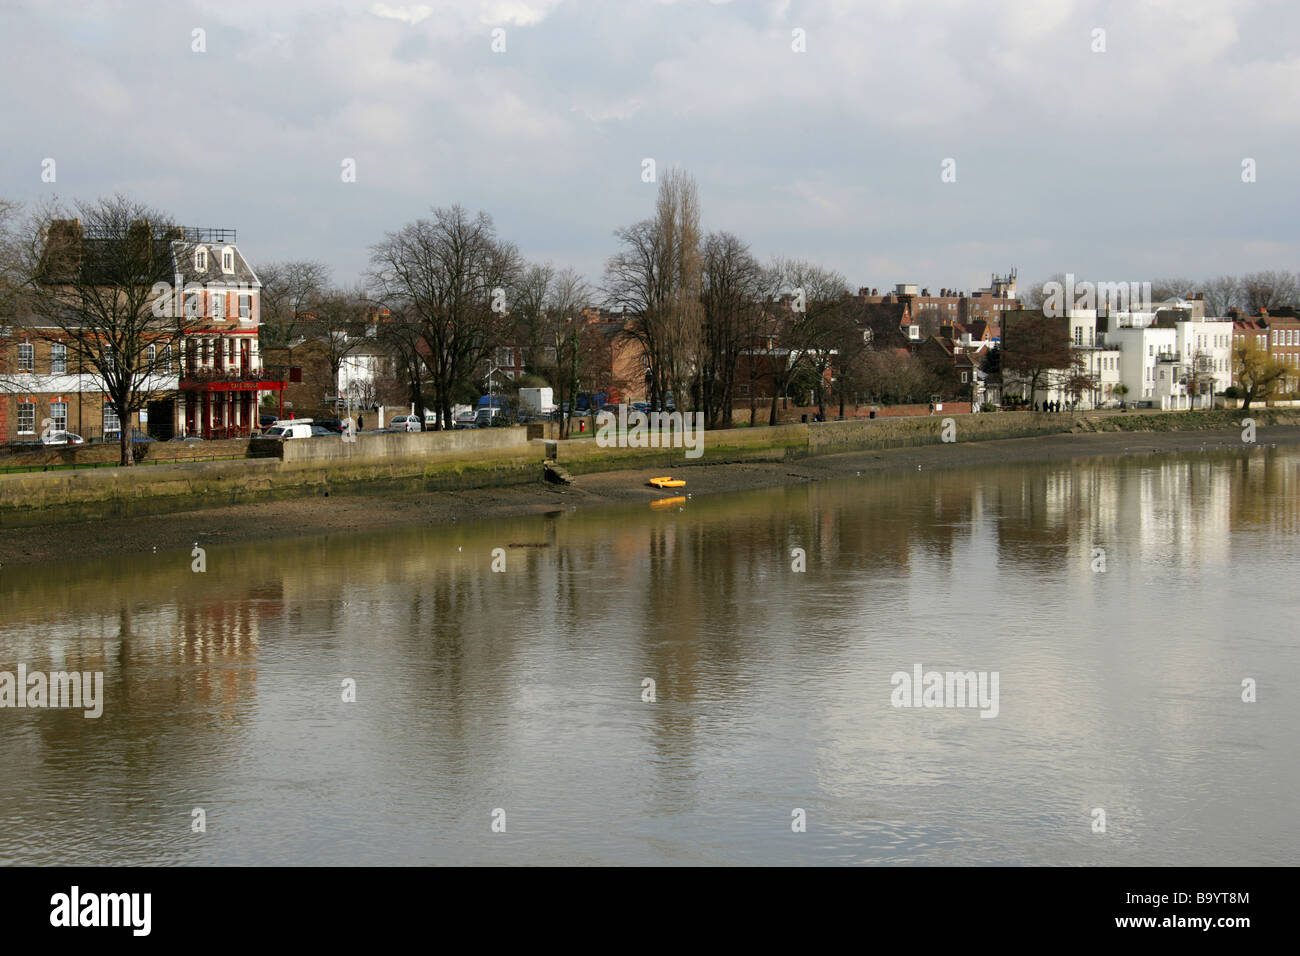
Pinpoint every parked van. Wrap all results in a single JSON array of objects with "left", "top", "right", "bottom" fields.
[{"left": 265, "top": 419, "right": 315, "bottom": 440}]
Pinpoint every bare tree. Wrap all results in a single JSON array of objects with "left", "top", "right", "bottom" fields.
[
  {"left": 699, "top": 231, "right": 764, "bottom": 428},
  {"left": 377, "top": 303, "right": 429, "bottom": 414},
  {"left": 605, "top": 167, "right": 702, "bottom": 411},
  {"left": 1240, "top": 271, "right": 1299, "bottom": 314},
  {"left": 758, "top": 258, "right": 849, "bottom": 424},
  {"left": 509, "top": 263, "right": 556, "bottom": 375},
  {"left": 1019, "top": 274, "right": 1066, "bottom": 310},
  {"left": 0, "top": 199, "right": 27, "bottom": 317},
  {"left": 258, "top": 259, "right": 330, "bottom": 349},
  {"left": 1201, "top": 275, "right": 1242, "bottom": 317},
  {"left": 1000, "top": 308, "right": 1078, "bottom": 406},
  {"left": 368, "top": 205, "right": 521, "bottom": 430},
  {"left": 299, "top": 286, "right": 371, "bottom": 412},
  {"left": 1149, "top": 277, "right": 1198, "bottom": 302},
  {"left": 13, "top": 196, "right": 195, "bottom": 465},
  {"left": 538, "top": 268, "right": 594, "bottom": 438}
]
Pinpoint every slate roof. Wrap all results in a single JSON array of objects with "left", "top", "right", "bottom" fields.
[{"left": 171, "top": 241, "right": 261, "bottom": 288}]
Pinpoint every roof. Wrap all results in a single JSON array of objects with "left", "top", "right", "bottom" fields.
[{"left": 172, "top": 241, "right": 261, "bottom": 288}]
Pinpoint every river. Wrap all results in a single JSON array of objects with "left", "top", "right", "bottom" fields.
[{"left": 1, "top": 446, "right": 1297, "bottom": 865}]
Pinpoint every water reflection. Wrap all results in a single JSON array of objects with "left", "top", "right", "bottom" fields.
[{"left": 1, "top": 446, "right": 1297, "bottom": 864}]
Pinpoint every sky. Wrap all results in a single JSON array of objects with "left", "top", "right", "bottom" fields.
[{"left": 2, "top": 0, "right": 1297, "bottom": 296}]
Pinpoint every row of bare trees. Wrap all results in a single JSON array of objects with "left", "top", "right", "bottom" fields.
[{"left": 1021, "top": 272, "right": 1300, "bottom": 317}]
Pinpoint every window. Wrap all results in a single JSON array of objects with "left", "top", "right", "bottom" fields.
[
  {"left": 50, "top": 343, "right": 66, "bottom": 375},
  {"left": 195, "top": 247, "right": 208, "bottom": 272},
  {"left": 104, "top": 346, "right": 114, "bottom": 370},
  {"left": 103, "top": 403, "right": 121, "bottom": 435},
  {"left": 1074, "top": 327, "right": 1083, "bottom": 345},
  {"left": 50, "top": 401, "right": 67, "bottom": 433},
  {"left": 163, "top": 344, "right": 172, "bottom": 373},
  {"left": 961, "top": 371, "right": 968, "bottom": 383},
  {"left": 17, "top": 402, "right": 34, "bottom": 435},
  {"left": 185, "top": 291, "right": 201, "bottom": 318},
  {"left": 212, "top": 292, "right": 225, "bottom": 319},
  {"left": 239, "top": 294, "right": 251, "bottom": 319},
  {"left": 147, "top": 344, "right": 157, "bottom": 367},
  {"left": 17, "top": 342, "right": 33, "bottom": 371},
  {"left": 221, "top": 247, "right": 235, "bottom": 274}
]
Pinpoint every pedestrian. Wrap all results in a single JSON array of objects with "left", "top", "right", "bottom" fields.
[{"left": 358, "top": 414, "right": 364, "bottom": 431}]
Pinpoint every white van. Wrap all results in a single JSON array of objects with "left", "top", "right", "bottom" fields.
[{"left": 265, "top": 419, "right": 314, "bottom": 440}]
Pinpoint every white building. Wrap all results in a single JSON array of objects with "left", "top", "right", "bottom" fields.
[{"left": 1101, "top": 310, "right": 1233, "bottom": 409}]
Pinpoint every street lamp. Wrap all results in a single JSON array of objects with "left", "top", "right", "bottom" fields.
[{"left": 485, "top": 363, "right": 502, "bottom": 426}]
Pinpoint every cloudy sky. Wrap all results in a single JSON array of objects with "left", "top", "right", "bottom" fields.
[{"left": 2, "top": 0, "right": 1297, "bottom": 294}]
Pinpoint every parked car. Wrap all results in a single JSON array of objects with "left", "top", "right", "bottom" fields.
[
  {"left": 259, "top": 413, "right": 280, "bottom": 430},
  {"left": 309, "top": 424, "right": 337, "bottom": 437},
  {"left": 42, "top": 431, "right": 86, "bottom": 446},
  {"left": 167, "top": 436, "right": 205, "bottom": 442},
  {"left": 390, "top": 414, "right": 422, "bottom": 432},
  {"left": 314, "top": 419, "right": 345, "bottom": 434},
  {"left": 264, "top": 421, "right": 315, "bottom": 440}
]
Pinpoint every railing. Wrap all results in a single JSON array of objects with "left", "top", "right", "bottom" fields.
[{"left": 179, "top": 364, "right": 289, "bottom": 383}]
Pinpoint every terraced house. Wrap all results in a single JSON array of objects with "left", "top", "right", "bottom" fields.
[{"left": 0, "top": 221, "right": 286, "bottom": 443}]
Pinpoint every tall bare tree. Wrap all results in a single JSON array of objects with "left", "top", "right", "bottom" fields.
[
  {"left": 368, "top": 205, "right": 521, "bottom": 430},
  {"left": 605, "top": 167, "right": 703, "bottom": 411}
]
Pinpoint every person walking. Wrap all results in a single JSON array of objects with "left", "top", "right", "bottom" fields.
[{"left": 358, "top": 414, "right": 364, "bottom": 432}]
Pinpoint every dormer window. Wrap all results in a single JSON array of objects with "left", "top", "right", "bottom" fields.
[
  {"left": 195, "top": 246, "right": 208, "bottom": 273},
  {"left": 221, "top": 246, "right": 235, "bottom": 274}
]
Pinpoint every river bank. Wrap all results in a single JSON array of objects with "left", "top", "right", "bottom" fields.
[{"left": 2, "top": 423, "right": 1296, "bottom": 568}]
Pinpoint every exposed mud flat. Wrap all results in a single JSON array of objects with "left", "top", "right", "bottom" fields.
[{"left": 2, "top": 425, "right": 1296, "bottom": 568}]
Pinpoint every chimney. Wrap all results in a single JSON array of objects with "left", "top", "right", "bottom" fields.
[
  {"left": 128, "top": 219, "right": 152, "bottom": 269},
  {"left": 42, "top": 218, "right": 84, "bottom": 277}
]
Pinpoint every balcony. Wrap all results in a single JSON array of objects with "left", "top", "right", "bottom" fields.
[{"left": 180, "top": 364, "right": 290, "bottom": 391}]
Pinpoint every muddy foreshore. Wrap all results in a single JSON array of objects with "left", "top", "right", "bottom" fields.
[{"left": 1, "top": 425, "right": 1296, "bottom": 568}]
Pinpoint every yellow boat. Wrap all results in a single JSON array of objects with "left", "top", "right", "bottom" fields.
[{"left": 648, "top": 477, "right": 686, "bottom": 488}]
